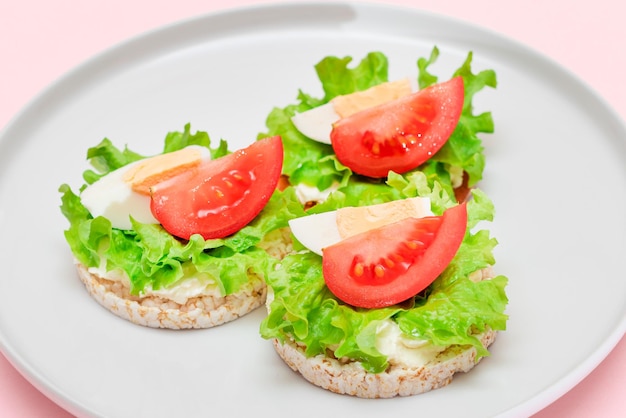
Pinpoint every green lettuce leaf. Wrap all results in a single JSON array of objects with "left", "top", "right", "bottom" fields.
[
  {"left": 259, "top": 48, "right": 507, "bottom": 375},
  {"left": 60, "top": 125, "right": 303, "bottom": 296},
  {"left": 425, "top": 47, "right": 497, "bottom": 187},
  {"left": 260, "top": 180, "right": 508, "bottom": 373},
  {"left": 315, "top": 52, "right": 389, "bottom": 101},
  {"left": 260, "top": 47, "right": 497, "bottom": 194}
]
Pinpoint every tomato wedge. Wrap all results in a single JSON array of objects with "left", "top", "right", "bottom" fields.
[
  {"left": 330, "top": 76, "right": 464, "bottom": 178},
  {"left": 322, "top": 202, "right": 467, "bottom": 308},
  {"left": 150, "top": 136, "right": 283, "bottom": 240}
]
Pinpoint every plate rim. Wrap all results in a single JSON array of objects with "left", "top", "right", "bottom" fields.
[{"left": 1, "top": 2, "right": 625, "bottom": 418}]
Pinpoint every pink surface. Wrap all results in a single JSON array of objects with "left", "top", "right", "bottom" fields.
[{"left": 1, "top": 1, "right": 624, "bottom": 417}]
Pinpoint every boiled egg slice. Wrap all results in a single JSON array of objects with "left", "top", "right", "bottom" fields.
[
  {"left": 291, "top": 78, "right": 416, "bottom": 144},
  {"left": 288, "top": 196, "right": 433, "bottom": 255},
  {"left": 80, "top": 145, "right": 211, "bottom": 230}
]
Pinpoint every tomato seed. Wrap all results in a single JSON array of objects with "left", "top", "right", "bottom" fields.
[
  {"left": 374, "top": 264, "right": 385, "bottom": 278},
  {"left": 353, "top": 262, "right": 365, "bottom": 277},
  {"left": 404, "top": 240, "right": 424, "bottom": 250}
]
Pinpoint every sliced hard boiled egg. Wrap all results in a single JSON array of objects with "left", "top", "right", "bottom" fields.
[
  {"left": 291, "top": 78, "right": 415, "bottom": 144},
  {"left": 80, "top": 145, "right": 211, "bottom": 230},
  {"left": 290, "top": 102, "right": 338, "bottom": 145},
  {"left": 288, "top": 210, "right": 343, "bottom": 255},
  {"left": 335, "top": 196, "right": 433, "bottom": 238},
  {"left": 80, "top": 161, "right": 157, "bottom": 230},
  {"left": 288, "top": 196, "right": 433, "bottom": 256},
  {"left": 123, "top": 145, "right": 210, "bottom": 195}
]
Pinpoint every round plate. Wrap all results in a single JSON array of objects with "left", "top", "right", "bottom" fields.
[{"left": 1, "top": 3, "right": 625, "bottom": 417}]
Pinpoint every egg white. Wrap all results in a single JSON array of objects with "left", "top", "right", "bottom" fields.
[
  {"left": 80, "top": 145, "right": 211, "bottom": 231},
  {"left": 80, "top": 160, "right": 159, "bottom": 230}
]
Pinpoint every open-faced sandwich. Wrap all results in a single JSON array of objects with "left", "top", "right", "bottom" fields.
[
  {"left": 258, "top": 47, "right": 509, "bottom": 397},
  {"left": 59, "top": 125, "right": 304, "bottom": 329},
  {"left": 260, "top": 46, "right": 495, "bottom": 207}
]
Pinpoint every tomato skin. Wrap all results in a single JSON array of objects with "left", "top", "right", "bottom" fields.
[
  {"left": 322, "top": 202, "right": 467, "bottom": 309},
  {"left": 330, "top": 76, "right": 464, "bottom": 178},
  {"left": 150, "top": 136, "right": 283, "bottom": 240}
]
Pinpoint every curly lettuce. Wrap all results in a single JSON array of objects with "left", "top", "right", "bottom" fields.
[
  {"left": 260, "top": 174, "right": 508, "bottom": 373},
  {"left": 59, "top": 124, "right": 305, "bottom": 296},
  {"left": 260, "top": 46, "right": 497, "bottom": 197}
]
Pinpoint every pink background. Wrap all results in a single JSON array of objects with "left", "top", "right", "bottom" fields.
[{"left": 1, "top": 1, "right": 624, "bottom": 416}]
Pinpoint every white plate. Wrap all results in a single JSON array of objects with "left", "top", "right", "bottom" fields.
[{"left": 1, "top": 3, "right": 625, "bottom": 418}]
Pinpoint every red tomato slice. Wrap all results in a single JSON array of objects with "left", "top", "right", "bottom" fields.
[
  {"left": 322, "top": 202, "right": 467, "bottom": 308},
  {"left": 330, "top": 76, "right": 464, "bottom": 178},
  {"left": 150, "top": 136, "right": 283, "bottom": 240}
]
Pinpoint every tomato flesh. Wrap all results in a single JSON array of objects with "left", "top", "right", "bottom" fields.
[
  {"left": 150, "top": 136, "right": 283, "bottom": 240},
  {"left": 322, "top": 202, "right": 467, "bottom": 308},
  {"left": 330, "top": 76, "right": 464, "bottom": 178}
]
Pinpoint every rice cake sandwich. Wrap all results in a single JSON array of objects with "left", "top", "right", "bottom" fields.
[
  {"left": 258, "top": 47, "right": 508, "bottom": 397},
  {"left": 59, "top": 124, "right": 304, "bottom": 329},
  {"left": 261, "top": 182, "right": 508, "bottom": 398}
]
